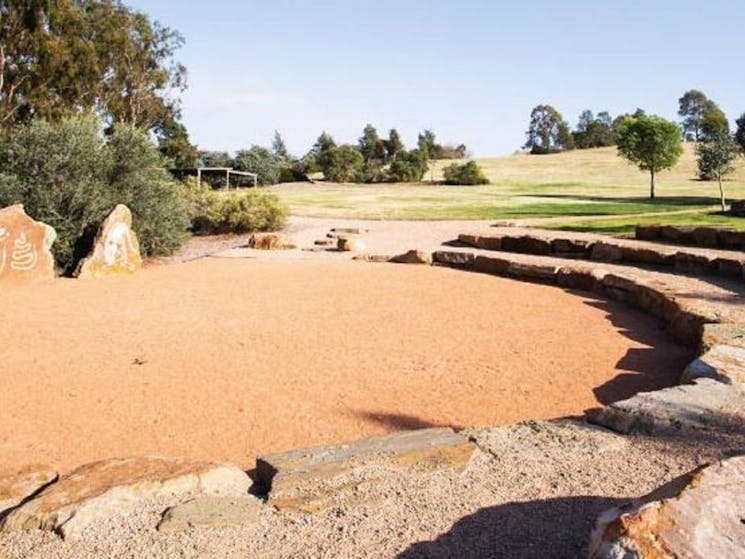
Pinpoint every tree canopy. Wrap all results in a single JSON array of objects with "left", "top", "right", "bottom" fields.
[
  {"left": 678, "top": 89, "right": 722, "bottom": 141},
  {"left": 524, "top": 104, "right": 572, "bottom": 153},
  {"left": 0, "top": 0, "right": 187, "bottom": 135},
  {"left": 616, "top": 115, "right": 683, "bottom": 199}
]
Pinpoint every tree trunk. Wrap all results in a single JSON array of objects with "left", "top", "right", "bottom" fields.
[
  {"left": 649, "top": 169, "right": 655, "bottom": 199},
  {"left": 718, "top": 175, "right": 726, "bottom": 212}
]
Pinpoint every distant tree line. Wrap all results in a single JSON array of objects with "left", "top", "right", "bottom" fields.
[
  {"left": 197, "top": 125, "right": 472, "bottom": 185},
  {"left": 524, "top": 90, "right": 745, "bottom": 207}
]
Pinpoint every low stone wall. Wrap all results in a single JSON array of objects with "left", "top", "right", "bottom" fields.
[
  {"left": 458, "top": 232, "right": 745, "bottom": 282},
  {"left": 636, "top": 224, "right": 745, "bottom": 251}
]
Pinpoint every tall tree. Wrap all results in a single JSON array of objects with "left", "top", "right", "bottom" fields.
[
  {"left": 696, "top": 133, "right": 739, "bottom": 210},
  {"left": 678, "top": 90, "right": 722, "bottom": 142},
  {"left": 272, "top": 130, "right": 289, "bottom": 160},
  {"left": 699, "top": 106, "right": 729, "bottom": 141},
  {"left": 616, "top": 115, "right": 683, "bottom": 199},
  {"left": 157, "top": 119, "right": 198, "bottom": 168},
  {"left": 0, "top": 0, "right": 186, "bottom": 132},
  {"left": 524, "top": 104, "right": 571, "bottom": 153},
  {"left": 385, "top": 128, "right": 404, "bottom": 161},
  {"left": 417, "top": 129, "right": 443, "bottom": 159},
  {"left": 358, "top": 124, "right": 386, "bottom": 181}
]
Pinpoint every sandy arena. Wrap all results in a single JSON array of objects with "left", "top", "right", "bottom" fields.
[{"left": 0, "top": 257, "right": 691, "bottom": 473}]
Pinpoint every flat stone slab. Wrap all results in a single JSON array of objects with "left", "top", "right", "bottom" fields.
[
  {"left": 683, "top": 345, "right": 745, "bottom": 386},
  {"left": 0, "top": 204, "right": 56, "bottom": 285},
  {"left": 588, "top": 379, "right": 745, "bottom": 434},
  {"left": 0, "top": 457, "right": 250, "bottom": 539},
  {"left": 0, "top": 465, "right": 57, "bottom": 517},
  {"left": 388, "top": 249, "right": 431, "bottom": 264},
  {"left": 256, "top": 428, "right": 476, "bottom": 513},
  {"left": 157, "top": 495, "right": 263, "bottom": 532},
  {"left": 75, "top": 204, "right": 142, "bottom": 278},
  {"left": 467, "top": 419, "right": 628, "bottom": 460},
  {"left": 589, "top": 455, "right": 745, "bottom": 558}
]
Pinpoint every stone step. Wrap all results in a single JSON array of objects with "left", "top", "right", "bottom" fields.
[
  {"left": 636, "top": 224, "right": 745, "bottom": 252},
  {"left": 432, "top": 249, "right": 745, "bottom": 347},
  {"left": 587, "top": 379, "right": 745, "bottom": 435},
  {"left": 256, "top": 428, "right": 476, "bottom": 513},
  {"left": 458, "top": 228, "right": 745, "bottom": 282},
  {"left": 682, "top": 345, "right": 745, "bottom": 386}
]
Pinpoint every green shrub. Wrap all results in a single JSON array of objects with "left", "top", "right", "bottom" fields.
[
  {"left": 234, "top": 146, "right": 282, "bottom": 185},
  {"left": 442, "top": 161, "right": 489, "bottom": 185},
  {"left": 387, "top": 149, "right": 428, "bottom": 182},
  {"left": 321, "top": 145, "right": 364, "bottom": 182},
  {"left": 183, "top": 177, "right": 287, "bottom": 234},
  {"left": 0, "top": 115, "right": 190, "bottom": 272}
]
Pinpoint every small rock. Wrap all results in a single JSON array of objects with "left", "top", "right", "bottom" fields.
[
  {"left": 589, "top": 456, "right": 745, "bottom": 558},
  {"left": 682, "top": 345, "right": 745, "bottom": 386},
  {"left": 337, "top": 237, "right": 366, "bottom": 252},
  {"left": 388, "top": 250, "right": 431, "bottom": 265},
  {"left": 157, "top": 495, "right": 263, "bottom": 532},
  {"left": 248, "top": 233, "right": 293, "bottom": 250},
  {"left": 1, "top": 457, "right": 250, "bottom": 539},
  {"left": 0, "top": 465, "right": 58, "bottom": 517},
  {"left": 352, "top": 254, "right": 390, "bottom": 263},
  {"left": 75, "top": 205, "right": 142, "bottom": 279},
  {"left": 0, "top": 204, "right": 57, "bottom": 285}
]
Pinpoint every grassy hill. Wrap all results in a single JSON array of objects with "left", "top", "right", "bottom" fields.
[{"left": 269, "top": 145, "right": 745, "bottom": 230}]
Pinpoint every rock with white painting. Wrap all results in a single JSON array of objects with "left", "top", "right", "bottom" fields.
[
  {"left": 0, "top": 204, "right": 57, "bottom": 286},
  {"left": 75, "top": 204, "right": 142, "bottom": 279}
]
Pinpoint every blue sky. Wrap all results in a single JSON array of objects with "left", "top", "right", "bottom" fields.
[{"left": 130, "top": 0, "right": 745, "bottom": 156}]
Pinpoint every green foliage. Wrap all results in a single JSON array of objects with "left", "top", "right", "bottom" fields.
[
  {"left": 573, "top": 110, "right": 616, "bottom": 148},
  {"left": 524, "top": 104, "right": 572, "bottom": 153},
  {"left": 0, "top": 1, "right": 185, "bottom": 133},
  {"left": 321, "top": 145, "right": 364, "bottom": 183},
  {"left": 616, "top": 115, "right": 683, "bottom": 198},
  {"left": 234, "top": 146, "right": 282, "bottom": 185},
  {"left": 700, "top": 107, "right": 730, "bottom": 141},
  {"left": 272, "top": 130, "right": 289, "bottom": 160},
  {"left": 736, "top": 113, "right": 745, "bottom": 154},
  {"left": 183, "top": 177, "right": 287, "bottom": 234},
  {"left": 384, "top": 129, "right": 404, "bottom": 160},
  {"left": 198, "top": 150, "right": 233, "bottom": 168},
  {"left": 678, "top": 90, "right": 719, "bottom": 141},
  {"left": 696, "top": 133, "right": 740, "bottom": 210},
  {"left": 358, "top": 124, "right": 387, "bottom": 182},
  {"left": 0, "top": 115, "right": 190, "bottom": 271},
  {"left": 442, "top": 161, "right": 489, "bottom": 185},
  {"left": 417, "top": 129, "right": 443, "bottom": 159},
  {"left": 158, "top": 120, "right": 198, "bottom": 168},
  {"left": 387, "top": 149, "right": 428, "bottom": 182}
]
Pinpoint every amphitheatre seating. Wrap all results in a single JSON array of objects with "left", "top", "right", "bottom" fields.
[
  {"left": 636, "top": 224, "right": 745, "bottom": 251},
  {"left": 456, "top": 227, "right": 745, "bottom": 281}
]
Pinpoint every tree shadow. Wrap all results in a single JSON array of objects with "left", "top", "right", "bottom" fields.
[{"left": 396, "top": 495, "right": 623, "bottom": 559}]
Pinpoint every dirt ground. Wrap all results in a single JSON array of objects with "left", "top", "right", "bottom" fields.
[{"left": 0, "top": 257, "right": 691, "bottom": 474}]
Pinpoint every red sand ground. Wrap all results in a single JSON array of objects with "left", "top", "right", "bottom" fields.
[{"left": 0, "top": 259, "right": 691, "bottom": 473}]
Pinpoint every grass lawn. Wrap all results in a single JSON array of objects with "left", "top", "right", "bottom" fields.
[
  {"left": 543, "top": 212, "right": 745, "bottom": 236},
  {"left": 268, "top": 145, "right": 745, "bottom": 221}
]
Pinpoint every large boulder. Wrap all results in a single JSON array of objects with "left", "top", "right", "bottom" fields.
[
  {"left": 0, "top": 457, "right": 250, "bottom": 539},
  {"left": 0, "top": 204, "right": 56, "bottom": 285},
  {"left": 589, "top": 455, "right": 745, "bottom": 558},
  {"left": 256, "top": 428, "right": 476, "bottom": 513},
  {"left": 75, "top": 204, "right": 142, "bottom": 279},
  {"left": 0, "top": 465, "right": 58, "bottom": 517}
]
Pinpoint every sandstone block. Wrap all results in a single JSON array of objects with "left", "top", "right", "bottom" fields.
[
  {"left": 432, "top": 251, "right": 475, "bottom": 268},
  {"left": 0, "top": 204, "right": 56, "bottom": 285},
  {"left": 589, "top": 456, "right": 745, "bottom": 559},
  {"left": 157, "top": 495, "right": 263, "bottom": 532},
  {"left": 718, "top": 229, "right": 745, "bottom": 250},
  {"left": 388, "top": 250, "right": 431, "bottom": 265},
  {"left": 700, "top": 323, "right": 745, "bottom": 352},
  {"left": 507, "top": 261, "right": 559, "bottom": 283},
  {"left": 75, "top": 205, "right": 141, "bottom": 279},
  {"left": 556, "top": 267, "right": 607, "bottom": 291},
  {"left": 456, "top": 233, "right": 503, "bottom": 251},
  {"left": 256, "top": 428, "right": 476, "bottom": 513},
  {"left": 682, "top": 345, "right": 745, "bottom": 386},
  {"left": 0, "top": 457, "right": 250, "bottom": 539},
  {"left": 661, "top": 225, "right": 695, "bottom": 244},
  {"left": 500, "top": 235, "right": 551, "bottom": 255},
  {"left": 473, "top": 255, "right": 511, "bottom": 276},
  {"left": 591, "top": 242, "right": 623, "bottom": 262},
  {"left": 692, "top": 226, "right": 720, "bottom": 248},
  {"left": 247, "top": 233, "right": 293, "bottom": 250},
  {"left": 587, "top": 378, "right": 745, "bottom": 435},
  {"left": 634, "top": 225, "right": 663, "bottom": 241},
  {"left": 674, "top": 252, "right": 714, "bottom": 274},
  {"left": 550, "top": 238, "right": 591, "bottom": 256},
  {"left": 0, "top": 465, "right": 58, "bottom": 517}
]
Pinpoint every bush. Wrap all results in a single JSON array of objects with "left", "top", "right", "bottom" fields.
[
  {"left": 387, "top": 149, "right": 428, "bottom": 182},
  {"left": 183, "top": 177, "right": 287, "bottom": 234},
  {"left": 442, "top": 161, "right": 489, "bottom": 185},
  {"left": 321, "top": 145, "right": 364, "bottom": 182},
  {"left": 0, "top": 116, "right": 191, "bottom": 272},
  {"left": 234, "top": 146, "right": 282, "bottom": 185}
]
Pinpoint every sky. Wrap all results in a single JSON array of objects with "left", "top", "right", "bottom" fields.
[{"left": 129, "top": 0, "right": 745, "bottom": 157}]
